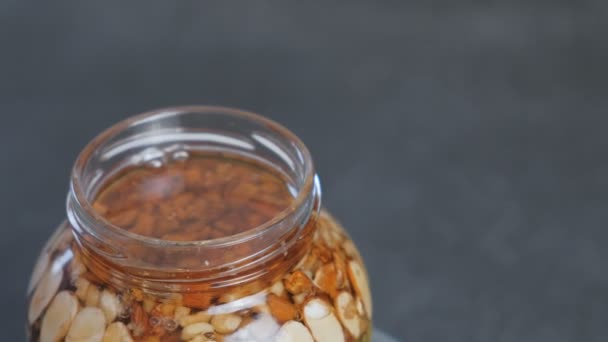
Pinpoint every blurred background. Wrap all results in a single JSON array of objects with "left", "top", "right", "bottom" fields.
[{"left": 2, "top": 1, "right": 608, "bottom": 341}]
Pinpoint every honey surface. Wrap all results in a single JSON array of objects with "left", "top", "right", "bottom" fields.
[{"left": 92, "top": 153, "right": 294, "bottom": 241}]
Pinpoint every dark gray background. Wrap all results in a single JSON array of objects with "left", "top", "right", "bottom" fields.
[{"left": 2, "top": 1, "right": 608, "bottom": 341}]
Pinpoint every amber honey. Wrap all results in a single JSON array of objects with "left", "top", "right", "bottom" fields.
[{"left": 92, "top": 153, "right": 294, "bottom": 241}]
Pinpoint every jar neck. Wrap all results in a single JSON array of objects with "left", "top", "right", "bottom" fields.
[{"left": 66, "top": 106, "right": 320, "bottom": 294}]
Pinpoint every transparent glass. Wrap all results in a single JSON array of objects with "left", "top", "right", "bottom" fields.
[{"left": 26, "top": 106, "right": 372, "bottom": 342}]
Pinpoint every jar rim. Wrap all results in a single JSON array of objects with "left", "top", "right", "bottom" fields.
[{"left": 69, "top": 105, "right": 317, "bottom": 249}]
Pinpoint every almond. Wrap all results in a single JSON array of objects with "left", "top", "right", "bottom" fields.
[
  {"left": 283, "top": 271, "right": 313, "bottom": 295},
  {"left": 329, "top": 227, "right": 345, "bottom": 246},
  {"left": 99, "top": 289, "right": 122, "bottom": 322},
  {"left": 292, "top": 293, "right": 308, "bottom": 305},
  {"left": 267, "top": 294, "right": 297, "bottom": 323},
  {"left": 179, "top": 311, "right": 211, "bottom": 327},
  {"left": 314, "top": 264, "right": 338, "bottom": 298},
  {"left": 129, "top": 303, "right": 149, "bottom": 337},
  {"left": 275, "top": 321, "right": 314, "bottom": 342},
  {"left": 341, "top": 240, "right": 359, "bottom": 259},
  {"left": 311, "top": 245, "right": 333, "bottom": 263},
  {"left": 355, "top": 297, "right": 365, "bottom": 317},
  {"left": 102, "top": 322, "right": 133, "bottom": 342},
  {"left": 295, "top": 253, "right": 319, "bottom": 274},
  {"left": 158, "top": 303, "right": 176, "bottom": 317},
  {"left": 66, "top": 307, "right": 107, "bottom": 342},
  {"left": 85, "top": 284, "right": 101, "bottom": 307},
  {"left": 346, "top": 261, "right": 372, "bottom": 318},
  {"left": 143, "top": 297, "right": 156, "bottom": 313},
  {"left": 40, "top": 291, "right": 79, "bottom": 342},
  {"left": 28, "top": 266, "right": 63, "bottom": 324},
  {"left": 334, "top": 291, "right": 362, "bottom": 338},
  {"left": 269, "top": 280, "right": 285, "bottom": 297},
  {"left": 28, "top": 250, "right": 50, "bottom": 294},
  {"left": 318, "top": 227, "right": 338, "bottom": 248},
  {"left": 303, "top": 299, "right": 345, "bottom": 342},
  {"left": 210, "top": 313, "right": 242, "bottom": 334},
  {"left": 332, "top": 252, "right": 347, "bottom": 289},
  {"left": 131, "top": 288, "right": 144, "bottom": 302},
  {"left": 74, "top": 277, "right": 90, "bottom": 302},
  {"left": 173, "top": 306, "right": 191, "bottom": 321},
  {"left": 180, "top": 322, "right": 214, "bottom": 340}
]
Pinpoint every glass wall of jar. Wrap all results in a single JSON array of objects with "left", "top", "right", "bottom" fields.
[{"left": 27, "top": 107, "right": 372, "bottom": 342}]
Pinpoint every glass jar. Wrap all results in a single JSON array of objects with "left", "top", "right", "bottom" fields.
[{"left": 26, "top": 106, "right": 372, "bottom": 342}]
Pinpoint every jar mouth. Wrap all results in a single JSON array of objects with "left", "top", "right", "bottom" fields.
[{"left": 69, "top": 106, "right": 317, "bottom": 249}]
